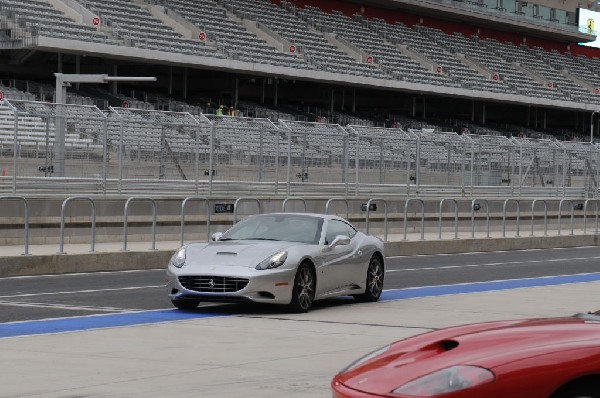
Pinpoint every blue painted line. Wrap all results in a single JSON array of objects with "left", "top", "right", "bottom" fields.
[
  {"left": 0, "top": 310, "right": 230, "bottom": 339},
  {"left": 2, "top": 273, "right": 600, "bottom": 339},
  {"left": 380, "top": 272, "right": 600, "bottom": 301}
]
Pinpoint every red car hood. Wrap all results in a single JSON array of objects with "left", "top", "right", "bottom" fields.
[{"left": 339, "top": 316, "right": 600, "bottom": 395}]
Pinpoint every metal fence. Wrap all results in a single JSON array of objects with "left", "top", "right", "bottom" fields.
[{"left": 0, "top": 100, "right": 598, "bottom": 198}]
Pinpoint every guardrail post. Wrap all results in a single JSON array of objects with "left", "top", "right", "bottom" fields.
[
  {"left": 502, "top": 199, "right": 520, "bottom": 237},
  {"left": 123, "top": 197, "right": 157, "bottom": 251},
  {"left": 530, "top": 200, "right": 548, "bottom": 237},
  {"left": 325, "top": 198, "right": 350, "bottom": 220},
  {"left": 438, "top": 198, "right": 459, "bottom": 240},
  {"left": 181, "top": 197, "right": 211, "bottom": 246},
  {"left": 233, "top": 197, "right": 262, "bottom": 224},
  {"left": 59, "top": 196, "right": 96, "bottom": 254},
  {"left": 584, "top": 199, "right": 600, "bottom": 234},
  {"left": 470, "top": 199, "right": 489, "bottom": 239},
  {"left": 404, "top": 199, "right": 425, "bottom": 241},
  {"left": 558, "top": 199, "right": 574, "bottom": 236},
  {"left": 282, "top": 197, "right": 307, "bottom": 212},
  {"left": 365, "top": 198, "right": 388, "bottom": 241},
  {"left": 0, "top": 196, "right": 29, "bottom": 255}
]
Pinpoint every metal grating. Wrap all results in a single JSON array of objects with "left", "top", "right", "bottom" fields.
[{"left": 179, "top": 275, "right": 249, "bottom": 293}]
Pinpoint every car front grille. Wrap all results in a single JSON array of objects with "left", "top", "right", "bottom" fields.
[{"left": 178, "top": 275, "right": 249, "bottom": 293}]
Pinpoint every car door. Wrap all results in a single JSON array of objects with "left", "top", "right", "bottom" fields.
[{"left": 317, "top": 219, "right": 361, "bottom": 294}]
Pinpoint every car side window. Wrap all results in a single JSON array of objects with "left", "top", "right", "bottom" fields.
[{"left": 325, "top": 219, "right": 352, "bottom": 245}]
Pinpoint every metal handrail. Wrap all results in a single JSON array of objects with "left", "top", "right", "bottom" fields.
[
  {"left": 583, "top": 199, "right": 600, "bottom": 234},
  {"left": 59, "top": 196, "right": 96, "bottom": 254},
  {"left": 0, "top": 196, "right": 29, "bottom": 255},
  {"left": 123, "top": 197, "right": 156, "bottom": 251},
  {"left": 365, "top": 198, "right": 388, "bottom": 241},
  {"left": 325, "top": 197, "right": 349, "bottom": 220},
  {"left": 502, "top": 199, "right": 521, "bottom": 237},
  {"left": 233, "top": 197, "right": 261, "bottom": 224},
  {"left": 530, "top": 200, "right": 548, "bottom": 237},
  {"left": 438, "top": 198, "right": 459, "bottom": 240},
  {"left": 470, "top": 199, "right": 490, "bottom": 239},
  {"left": 282, "top": 197, "right": 307, "bottom": 212},
  {"left": 558, "top": 199, "right": 574, "bottom": 236},
  {"left": 404, "top": 198, "right": 425, "bottom": 241},
  {"left": 180, "top": 196, "right": 210, "bottom": 246}
]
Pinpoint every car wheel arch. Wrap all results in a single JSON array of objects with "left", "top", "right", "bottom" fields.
[{"left": 550, "top": 375, "right": 600, "bottom": 398}]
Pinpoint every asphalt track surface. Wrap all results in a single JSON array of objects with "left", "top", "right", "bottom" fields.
[{"left": 2, "top": 246, "right": 600, "bottom": 324}]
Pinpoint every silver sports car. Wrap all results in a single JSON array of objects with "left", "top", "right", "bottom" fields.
[{"left": 166, "top": 213, "right": 385, "bottom": 312}]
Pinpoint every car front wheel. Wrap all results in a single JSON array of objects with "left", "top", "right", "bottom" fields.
[
  {"left": 354, "top": 255, "right": 384, "bottom": 302},
  {"left": 289, "top": 263, "right": 315, "bottom": 313},
  {"left": 551, "top": 381, "right": 600, "bottom": 398}
]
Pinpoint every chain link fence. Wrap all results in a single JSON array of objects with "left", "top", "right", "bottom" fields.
[{"left": 0, "top": 100, "right": 598, "bottom": 198}]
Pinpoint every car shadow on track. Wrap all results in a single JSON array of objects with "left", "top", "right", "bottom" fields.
[{"left": 180, "top": 296, "right": 358, "bottom": 316}]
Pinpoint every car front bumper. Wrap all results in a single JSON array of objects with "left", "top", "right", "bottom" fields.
[{"left": 167, "top": 265, "right": 297, "bottom": 305}]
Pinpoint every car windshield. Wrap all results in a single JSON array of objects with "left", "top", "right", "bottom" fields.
[{"left": 220, "top": 214, "right": 323, "bottom": 244}]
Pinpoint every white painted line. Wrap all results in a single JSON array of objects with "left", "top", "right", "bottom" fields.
[
  {"left": 386, "top": 246, "right": 600, "bottom": 259},
  {"left": 386, "top": 256, "right": 600, "bottom": 272},
  {"left": 0, "top": 285, "right": 165, "bottom": 299},
  {"left": 0, "top": 269, "right": 164, "bottom": 280},
  {"left": 0, "top": 301, "right": 135, "bottom": 312}
]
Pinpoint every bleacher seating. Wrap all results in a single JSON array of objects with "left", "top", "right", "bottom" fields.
[{"left": 0, "top": 0, "right": 117, "bottom": 44}]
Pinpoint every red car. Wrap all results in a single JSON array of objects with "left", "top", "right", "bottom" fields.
[{"left": 332, "top": 311, "right": 600, "bottom": 398}]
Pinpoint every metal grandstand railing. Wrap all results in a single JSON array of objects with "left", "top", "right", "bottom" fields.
[
  {"left": 0, "top": 10, "right": 38, "bottom": 49},
  {"left": 0, "top": 101, "right": 598, "bottom": 198}
]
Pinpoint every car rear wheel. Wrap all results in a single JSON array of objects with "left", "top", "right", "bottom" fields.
[
  {"left": 171, "top": 298, "right": 200, "bottom": 310},
  {"left": 354, "top": 255, "right": 384, "bottom": 302},
  {"left": 289, "top": 263, "right": 315, "bottom": 313}
]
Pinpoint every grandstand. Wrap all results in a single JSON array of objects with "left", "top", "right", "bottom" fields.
[{"left": 1, "top": 0, "right": 600, "bottom": 197}]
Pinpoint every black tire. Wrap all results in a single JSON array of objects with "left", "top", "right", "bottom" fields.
[
  {"left": 289, "top": 262, "right": 316, "bottom": 313},
  {"left": 551, "top": 381, "right": 600, "bottom": 398},
  {"left": 354, "top": 255, "right": 384, "bottom": 302},
  {"left": 171, "top": 298, "right": 200, "bottom": 310}
]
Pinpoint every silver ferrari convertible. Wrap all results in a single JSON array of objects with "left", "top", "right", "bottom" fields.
[{"left": 166, "top": 213, "right": 385, "bottom": 312}]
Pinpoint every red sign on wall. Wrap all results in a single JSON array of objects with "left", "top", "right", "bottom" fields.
[
  {"left": 198, "top": 32, "right": 206, "bottom": 41},
  {"left": 546, "top": 81, "right": 554, "bottom": 89},
  {"left": 122, "top": 101, "right": 130, "bottom": 109},
  {"left": 0, "top": 91, "right": 4, "bottom": 102},
  {"left": 366, "top": 56, "right": 374, "bottom": 64},
  {"left": 92, "top": 16, "right": 100, "bottom": 26},
  {"left": 436, "top": 65, "right": 443, "bottom": 74},
  {"left": 594, "top": 87, "right": 600, "bottom": 94},
  {"left": 492, "top": 72, "right": 500, "bottom": 81},
  {"left": 289, "top": 45, "right": 296, "bottom": 54}
]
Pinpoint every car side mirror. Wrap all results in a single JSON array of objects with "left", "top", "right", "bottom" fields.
[
  {"left": 328, "top": 235, "right": 351, "bottom": 249},
  {"left": 212, "top": 232, "right": 223, "bottom": 241}
]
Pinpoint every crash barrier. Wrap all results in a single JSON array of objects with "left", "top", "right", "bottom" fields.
[
  {"left": 123, "top": 197, "right": 157, "bottom": 251},
  {"left": 0, "top": 196, "right": 29, "bottom": 255},
  {"left": 404, "top": 198, "right": 425, "bottom": 241},
  {"left": 282, "top": 197, "right": 307, "bottom": 212},
  {"left": 59, "top": 196, "right": 96, "bottom": 254},
  {"left": 365, "top": 199, "right": 388, "bottom": 241},
  {"left": 502, "top": 199, "right": 521, "bottom": 237},
  {"left": 584, "top": 199, "right": 600, "bottom": 234},
  {"left": 233, "top": 197, "right": 262, "bottom": 224},
  {"left": 439, "top": 198, "right": 459, "bottom": 240},
  {"left": 181, "top": 197, "right": 211, "bottom": 246},
  {"left": 531, "top": 200, "right": 548, "bottom": 237},
  {"left": 471, "top": 199, "right": 490, "bottom": 239},
  {"left": 325, "top": 198, "right": 350, "bottom": 220},
  {"left": 3, "top": 197, "right": 600, "bottom": 255}
]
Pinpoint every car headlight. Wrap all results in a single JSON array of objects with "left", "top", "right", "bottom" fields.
[
  {"left": 255, "top": 251, "right": 287, "bottom": 270},
  {"left": 339, "top": 345, "right": 391, "bottom": 374},
  {"left": 392, "top": 365, "right": 495, "bottom": 396},
  {"left": 171, "top": 247, "right": 186, "bottom": 268}
]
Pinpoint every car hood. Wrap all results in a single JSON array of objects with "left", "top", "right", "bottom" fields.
[
  {"left": 182, "top": 240, "right": 300, "bottom": 269},
  {"left": 339, "top": 316, "right": 600, "bottom": 395}
]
